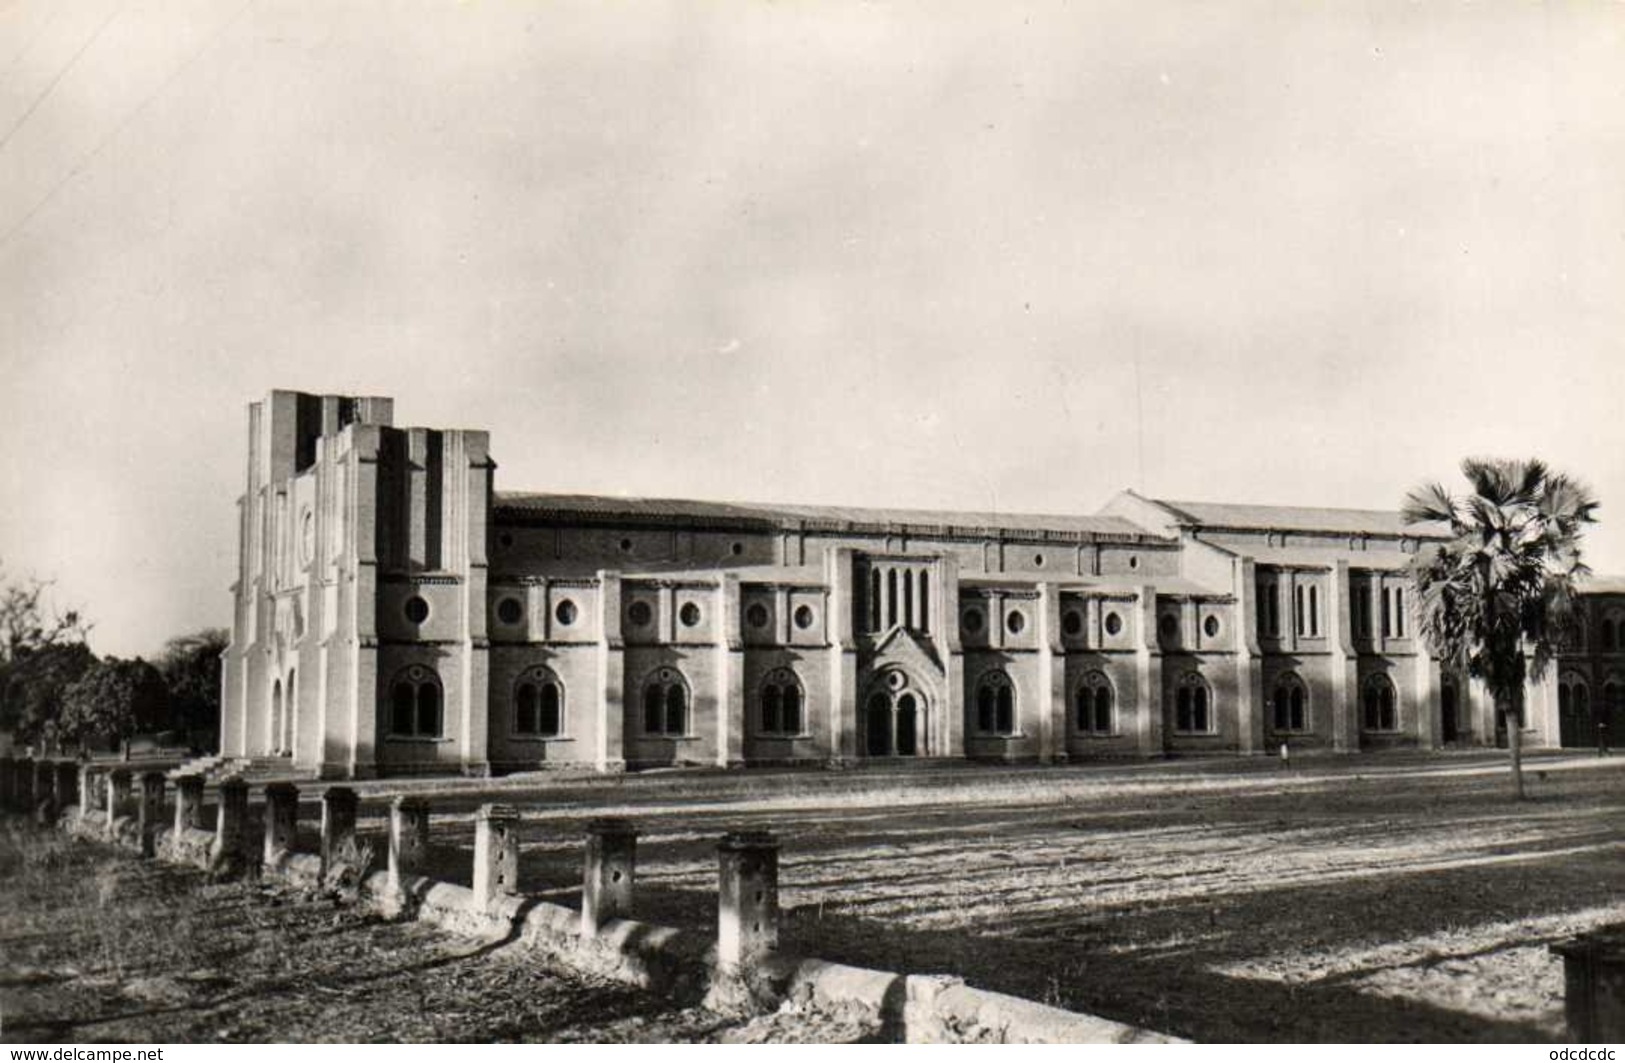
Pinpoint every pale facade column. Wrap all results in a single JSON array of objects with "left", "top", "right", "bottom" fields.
[
  {"left": 715, "top": 574, "right": 745, "bottom": 768},
  {"left": 1037, "top": 582, "right": 1066, "bottom": 763},
  {"left": 595, "top": 571, "right": 626, "bottom": 771},
  {"left": 825, "top": 549, "right": 859, "bottom": 764},
  {"left": 1134, "top": 584, "right": 1164, "bottom": 756},
  {"left": 937, "top": 555, "right": 965, "bottom": 759},
  {"left": 342, "top": 425, "right": 383, "bottom": 779},
  {"left": 1234, "top": 558, "right": 1263, "bottom": 755},
  {"left": 1329, "top": 561, "right": 1360, "bottom": 753}
]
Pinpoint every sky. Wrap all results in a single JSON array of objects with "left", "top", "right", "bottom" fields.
[{"left": 1, "top": 0, "right": 1622, "bottom": 659}]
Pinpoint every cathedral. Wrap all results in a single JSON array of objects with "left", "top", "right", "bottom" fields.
[{"left": 220, "top": 390, "right": 1623, "bottom": 778}]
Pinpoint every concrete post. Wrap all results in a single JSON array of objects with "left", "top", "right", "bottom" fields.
[
  {"left": 1552, "top": 929, "right": 1625, "bottom": 1041},
  {"left": 212, "top": 777, "right": 249, "bottom": 862},
  {"left": 262, "top": 782, "right": 300, "bottom": 866},
  {"left": 716, "top": 830, "right": 780, "bottom": 971},
  {"left": 581, "top": 817, "right": 638, "bottom": 937},
  {"left": 472, "top": 803, "right": 519, "bottom": 910},
  {"left": 137, "top": 772, "right": 166, "bottom": 856},
  {"left": 106, "top": 769, "right": 132, "bottom": 839},
  {"left": 320, "top": 786, "right": 359, "bottom": 876},
  {"left": 388, "top": 796, "right": 430, "bottom": 886},
  {"left": 174, "top": 773, "right": 205, "bottom": 834}
]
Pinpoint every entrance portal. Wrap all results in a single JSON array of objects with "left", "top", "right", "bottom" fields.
[{"left": 862, "top": 671, "right": 927, "bottom": 757}]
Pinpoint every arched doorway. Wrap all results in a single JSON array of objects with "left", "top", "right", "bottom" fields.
[{"left": 863, "top": 670, "right": 926, "bottom": 757}]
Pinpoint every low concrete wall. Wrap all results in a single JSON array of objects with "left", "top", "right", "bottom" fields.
[{"left": 40, "top": 791, "right": 1178, "bottom": 1044}]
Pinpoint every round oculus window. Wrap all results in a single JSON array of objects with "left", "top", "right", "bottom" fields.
[
  {"left": 1062, "top": 609, "right": 1083, "bottom": 636},
  {"left": 618, "top": 538, "right": 633, "bottom": 553},
  {"left": 1007, "top": 610, "right": 1026, "bottom": 635},
  {"left": 793, "top": 604, "right": 815, "bottom": 630},
  {"left": 554, "top": 599, "right": 578, "bottom": 626},
  {"left": 730, "top": 541, "right": 744, "bottom": 556},
  {"left": 496, "top": 597, "right": 523, "bottom": 625},
  {"left": 404, "top": 596, "right": 430, "bottom": 624},
  {"left": 1159, "top": 614, "right": 1179, "bottom": 637},
  {"left": 745, "top": 602, "right": 769, "bottom": 629},
  {"left": 1033, "top": 553, "right": 1045, "bottom": 568},
  {"left": 1128, "top": 555, "right": 1140, "bottom": 570},
  {"left": 962, "top": 608, "right": 985, "bottom": 634},
  {"left": 628, "top": 600, "right": 653, "bottom": 626},
  {"left": 1204, "top": 616, "right": 1221, "bottom": 638},
  {"left": 1104, "top": 611, "right": 1123, "bottom": 636},
  {"left": 679, "top": 602, "right": 702, "bottom": 627},
  {"left": 498, "top": 532, "right": 514, "bottom": 548}
]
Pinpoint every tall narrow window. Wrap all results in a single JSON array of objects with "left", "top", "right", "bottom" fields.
[
  {"left": 1295, "top": 585, "right": 1306, "bottom": 636},
  {"left": 1267, "top": 589, "right": 1279, "bottom": 637},
  {"left": 1076, "top": 672, "right": 1114, "bottom": 735},
  {"left": 388, "top": 665, "right": 442, "bottom": 738},
  {"left": 1393, "top": 588, "right": 1405, "bottom": 637},
  {"left": 758, "top": 668, "right": 804, "bottom": 736},
  {"left": 918, "top": 570, "right": 930, "bottom": 632},
  {"left": 514, "top": 666, "right": 564, "bottom": 737},
  {"left": 643, "top": 668, "right": 688, "bottom": 736},
  {"left": 887, "top": 569, "right": 898, "bottom": 629},
  {"left": 1308, "top": 586, "right": 1319, "bottom": 636},
  {"left": 1272, "top": 673, "right": 1307, "bottom": 731},
  {"left": 1175, "top": 673, "right": 1212, "bottom": 733},
  {"left": 1381, "top": 587, "right": 1393, "bottom": 638},
  {"left": 975, "top": 671, "right": 1016, "bottom": 736},
  {"left": 869, "top": 569, "right": 881, "bottom": 632},
  {"left": 903, "top": 570, "right": 914, "bottom": 629},
  {"left": 1363, "top": 674, "right": 1398, "bottom": 731}
]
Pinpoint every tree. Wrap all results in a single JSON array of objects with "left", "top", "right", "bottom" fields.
[
  {"left": 0, "top": 561, "right": 95, "bottom": 748},
  {"left": 157, "top": 628, "right": 228, "bottom": 742},
  {"left": 58, "top": 657, "right": 170, "bottom": 748},
  {"left": 1402, "top": 458, "right": 1598, "bottom": 799}
]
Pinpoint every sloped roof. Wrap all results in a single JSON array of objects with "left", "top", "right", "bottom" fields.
[
  {"left": 495, "top": 492, "right": 1167, "bottom": 541},
  {"left": 1152, "top": 498, "right": 1445, "bottom": 538}
]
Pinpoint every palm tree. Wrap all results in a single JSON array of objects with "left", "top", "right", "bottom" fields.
[{"left": 1402, "top": 458, "right": 1598, "bottom": 799}]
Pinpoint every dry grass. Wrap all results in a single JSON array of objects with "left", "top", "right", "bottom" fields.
[
  {"left": 0, "top": 825, "right": 778, "bottom": 1043},
  {"left": 359, "top": 750, "right": 1625, "bottom": 1042}
]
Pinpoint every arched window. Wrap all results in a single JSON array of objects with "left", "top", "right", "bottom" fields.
[
  {"left": 514, "top": 665, "right": 564, "bottom": 737},
  {"left": 975, "top": 670, "right": 1016, "bottom": 735},
  {"left": 1174, "top": 672, "right": 1212, "bottom": 734},
  {"left": 1363, "top": 673, "right": 1398, "bottom": 732},
  {"left": 642, "top": 667, "right": 688, "bottom": 736},
  {"left": 1272, "top": 672, "right": 1307, "bottom": 732},
  {"left": 758, "top": 667, "right": 804, "bottom": 736},
  {"left": 1075, "top": 671, "right": 1114, "bottom": 735},
  {"left": 388, "top": 665, "right": 442, "bottom": 738}
]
